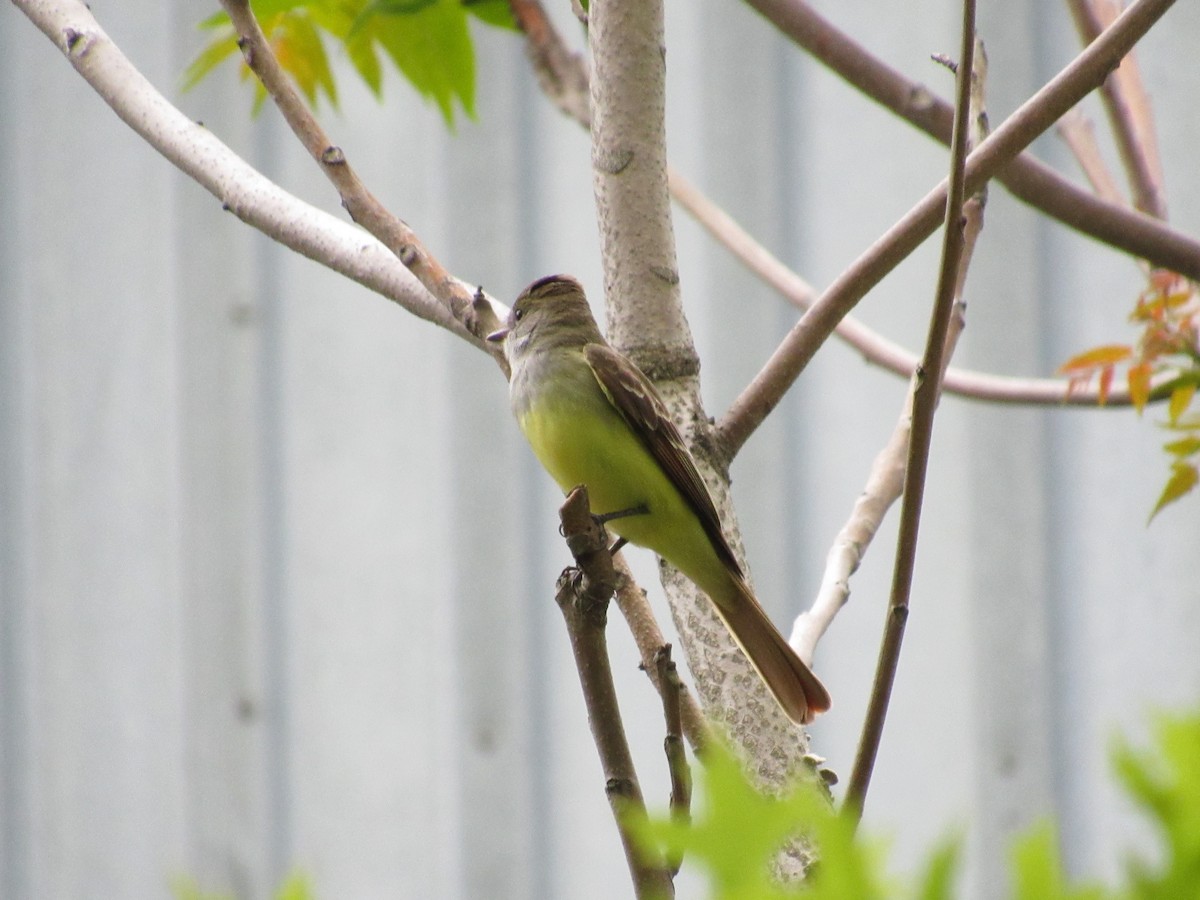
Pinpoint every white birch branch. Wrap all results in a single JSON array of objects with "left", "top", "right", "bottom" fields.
[{"left": 587, "top": 0, "right": 816, "bottom": 838}]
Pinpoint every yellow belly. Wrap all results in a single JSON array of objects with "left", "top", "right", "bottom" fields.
[{"left": 519, "top": 389, "right": 732, "bottom": 604}]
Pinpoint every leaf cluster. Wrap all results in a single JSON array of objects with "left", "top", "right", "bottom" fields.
[
  {"left": 1059, "top": 271, "right": 1200, "bottom": 518},
  {"left": 184, "top": 0, "right": 516, "bottom": 124},
  {"left": 631, "top": 708, "right": 1200, "bottom": 899}
]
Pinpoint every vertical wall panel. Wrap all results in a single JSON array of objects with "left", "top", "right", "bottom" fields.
[{"left": 2, "top": 1, "right": 1199, "bottom": 898}]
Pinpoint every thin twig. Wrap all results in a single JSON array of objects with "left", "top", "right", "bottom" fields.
[
  {"left": 1057, "top": 109, "right": 1129, "bottom": 208},
  {"left": 843, "top": 0, "right": 977, "bottom": 823},
  {"left": 671, "top": 167, "right": 1158, "bottom": 408},
  {"left": 791, "top": 194, "right": 983, "bottom": 664},
  {"left": 219, "top": 0, "right": 505, "bottom": 352},
  {"left": 557, "top": 488, "right": 674, "bottom": 899},
  {"left": 652, "top": 646, "right": 692, "bottom": 877},
  {"left": 508, "top": 0, "right": 591, "bottom": 127},
  {"left": 792, "top": 39, "right": 988, "bottom": 697},
  {"left": 717, "top": 0, "right": 1183, "bottom": 458},
  {"left": 612, "top": 556, "right": 712, "bottom": 754},
  {"left": 742, "top": 0, "right": 1197, "bottom": 278},
  {"left": 1065, "top": 0, "right": 1167, "bottom": 219}
]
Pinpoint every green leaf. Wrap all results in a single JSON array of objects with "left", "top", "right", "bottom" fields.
[
  {"left": 271, "top": 11, "right": 339, "bottom": 108},
  {"left": 1168, "top": 382, "right": 1197, "bottom": 424},
  {"left": 1149, "top": 461, "right": 1199, "bottom": 521},
  {"left": 1010, "top": 821, "right": 1104, "bottom": 900},
  {"left": 1163, "top": 436, "right": 1200, "bottom": 459},
  {"left": 274, "top": 871, "right": 315, "bottom": 900},
  {"left": 359, "top": 0, "right": 438, "bottom": 16},
  {"left": 915, "top": 836, "right": 961, "bottom": 900},
  {"left": 187, "top": 0, "right": 485, "bottom": 128},
  {"left": 182, "top": 27, "right": 241, "bottom": 92},
  {"left": 630, "top": 740, "right": 895, "bottom": 899},
  {"left": 463, "top": 0, "right": 518, "bottom": 29},
  {"left": 1111, "top": 713, "right": 1200, "bottom": 896},
  {"left": 170, "top": 875, "right": 235, "bottom": 900},
  {"left": 364, "top": 0, "right": 475, "bottom": 125},
  {"left": 254, "top": 0, "right": 315, "bottom": 17},
  {"left": 1011, "top": 821, "right": 1067, "bottom": 900},
  {"left": 346, "top": 36, "right": 384, "bottom": 96}
]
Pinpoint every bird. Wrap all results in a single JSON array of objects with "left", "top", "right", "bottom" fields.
[{"left": 488, "top": 274, "right": 830, "bottom": 724}]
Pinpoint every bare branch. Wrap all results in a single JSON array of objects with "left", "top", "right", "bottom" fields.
[
  {"left": 612, "top": 556, "right": 712, "bottom": 754},
  {"left": 652, "top": 646, "right": 692, "bottom": 878},
  {"left": 670, "top": 167, "right": 1154, "bottom": 408},
  {"left": 792, "top": 194, "right": 983, "bottom": 661},
  {"left": 717, "top": 0, "right": 1184, "bottom": 458},
  {"left": 219, "top": 0, "right": 506, "bottom": 352},
  {"left": 557, "top": 488, "right": 674, "bottom": 899},
  {"left": 796, "top": 49, "right": 989, "bottom": 748},
  {"left": 744, "top": 0, "right": 1197, "bottom": 277},
  {"left": 506, "top": 0, "right": 1144, "bottom": 410},
  {"left": 1057, "top": 109, "right": 1129, "bottom": 208},
  {"left": 508, "top": 0, "right": 591, "bottom": 127},
  {"left": 587, "top": 0, "right": 689, "bottom": 353},
  {"left": 845, "top": 0, "right": 978, "bottom": 822},
  {"left": 1065, "top": 0, "right": 1168, "bottom": 219}
]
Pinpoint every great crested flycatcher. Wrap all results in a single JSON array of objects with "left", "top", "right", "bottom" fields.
[{"left": 489, "top": 274, "right": 831, "bottom": 724}]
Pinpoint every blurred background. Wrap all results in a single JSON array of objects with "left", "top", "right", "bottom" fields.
[{"left": 2, "top": 1, "right": 1198, "bottom": 897}]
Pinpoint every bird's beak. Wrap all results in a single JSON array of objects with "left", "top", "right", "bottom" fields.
[{"left": 486, "top": 327, "right": 509, "bottom": 343}]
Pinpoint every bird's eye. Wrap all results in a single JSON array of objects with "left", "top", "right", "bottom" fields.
[{"left": 513, "top": 308, "right": 525, "bottom": 322}]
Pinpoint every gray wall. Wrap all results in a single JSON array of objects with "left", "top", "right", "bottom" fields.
[{"left": 2, "top": 1, "right": 1198, "bottom": 898}]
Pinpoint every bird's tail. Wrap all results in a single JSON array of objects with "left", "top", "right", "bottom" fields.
[{"left": 713, "top": 579, "right": 831, "bottom": 725}]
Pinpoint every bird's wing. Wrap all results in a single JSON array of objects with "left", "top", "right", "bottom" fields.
[{"left": 583, "top": 342, "right": 743, "bottom": 576}]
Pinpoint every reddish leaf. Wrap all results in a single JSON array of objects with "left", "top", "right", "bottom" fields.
[
  {"left": 1127, "top": 362, "right": 1152, "bottom": 414},
  {"left": 1148, "top": 269, "right": 1180, "bottom": 293},
  {"left": 1057, "top": 344, "right": 1132, "bottom": 374},
  {"left": 1098, "top": 365, "right": 1115, "bottom": 406}
]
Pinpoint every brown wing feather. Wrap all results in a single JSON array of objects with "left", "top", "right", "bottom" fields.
[
  {"left": 716, "top": 580, "right": 832, "bottom": 723},
  {"left": 583, "top": 342, "right": 742, "bottom": 576},
  {"left": 584, "top": 342, "right": 833, "bottom": 724}
]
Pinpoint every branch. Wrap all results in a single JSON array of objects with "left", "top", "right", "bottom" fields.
[
  {"left": 717, "top": 0, "right": 1183, "bottom": 458},
  {"left": 794, "top": 195, "right": 982, "bottom": 672},
  {"left": 508, "top": 0, "right": 592, "bottom": 128},
  {"left": 652, "top": 646, "right": 692, "bottom": 878},
  {"left": 1057, "top": 109, "right": 1129, "bottom": 209},
  {"left": 219, "top": 0, "right": 505, "bottom": 353},
  {"left": 586, "top": 0, "right": 819, "bottom": 814},
  {"left": 845, "top": 0, "right": 978, "bottom": 822},
  {"left": 513, "top": 0, "right": 1177, "bottom": 410},
  {"left": 1066, "top": 0, "right": 1168, "bottom": 219},
  {"left": 795, "top": 47, "right": 986, "bottom": 756},
  {"left": 743, "top": 0, "right": 1199, "bottom": 279},
  {"left": 587, "top": 0, "right": 690, "bottom": 354},
  {"left": 612, "top": 556, "right": 712, "bottom": 754},
  {"left": 557, "top": 488, "right": 674, "bottom": 899},
  {"left": 12, "top": 0, "right": 489, "bottom": 344},
  {"left": 671, "top": 166, "right": 1152, "bottom": 408}
]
